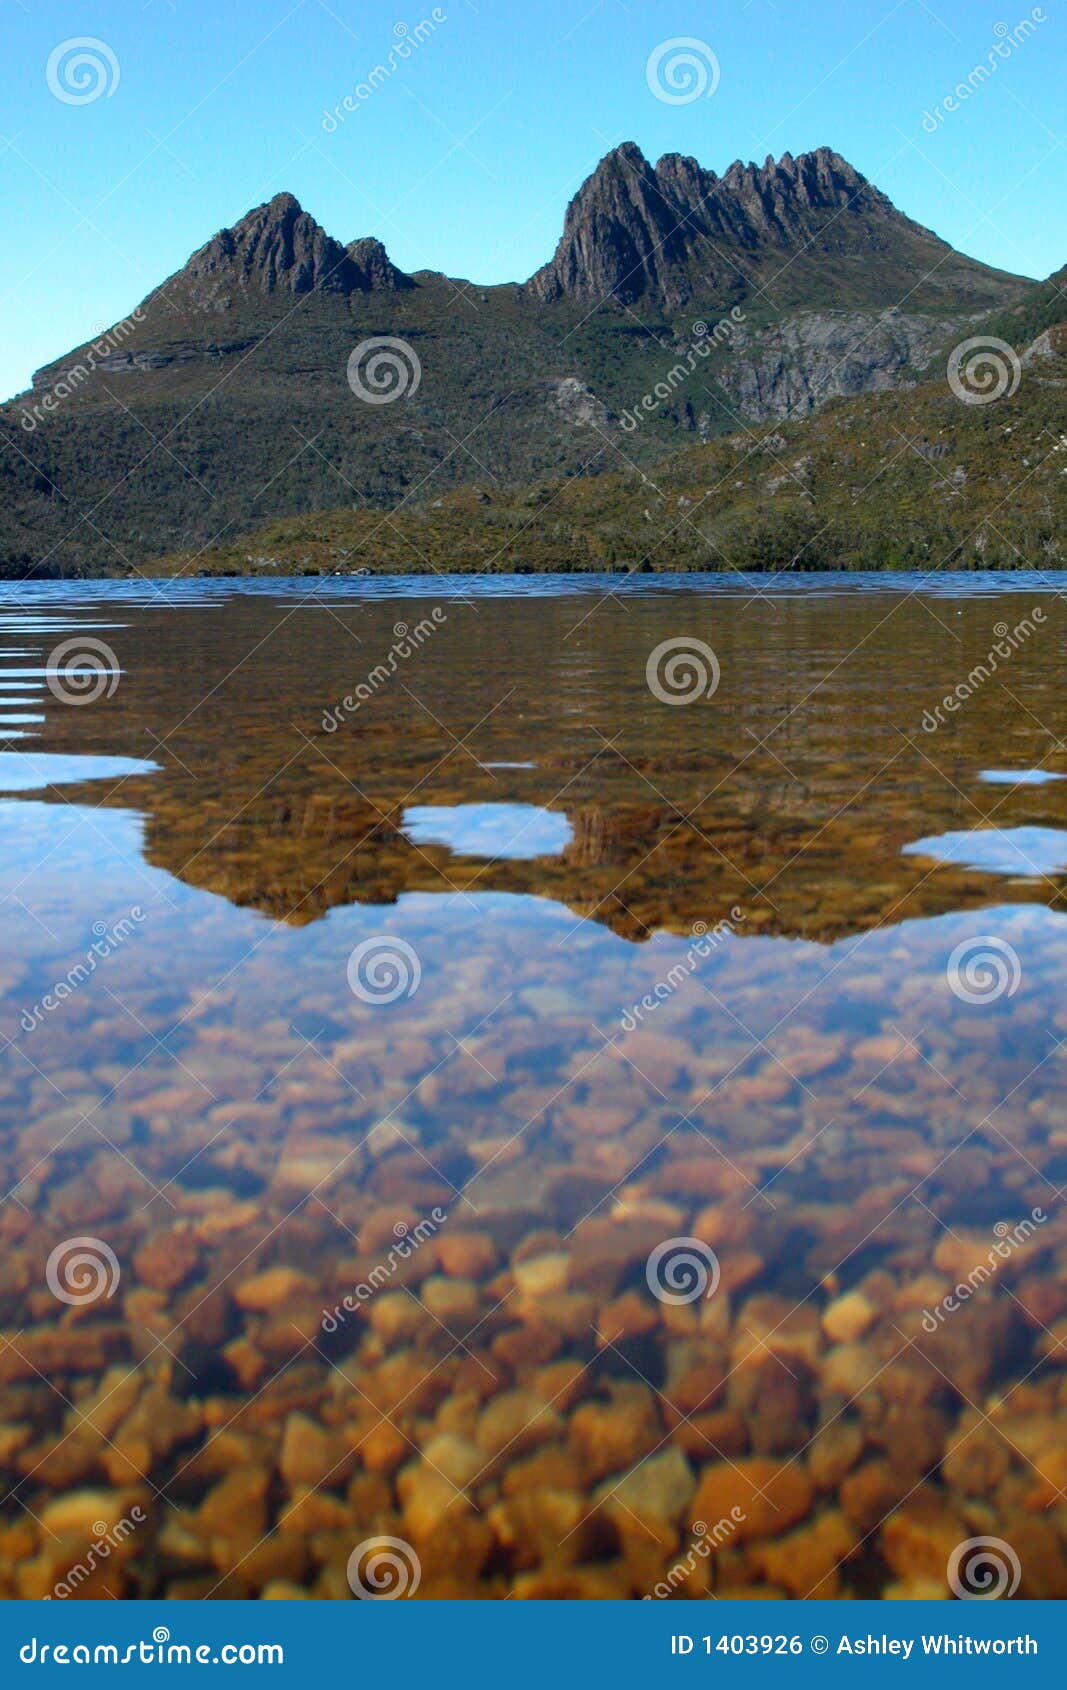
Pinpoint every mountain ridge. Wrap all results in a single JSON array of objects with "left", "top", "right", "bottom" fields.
[
  {"left": 0, "top": 142, "right": 1036, "bottom": 576},
  {"left": 527, "top": 142, "right": 954, "bottom": 308},
  {"left": 61, "top": 141, "right": 1024, "bottom": 331}
]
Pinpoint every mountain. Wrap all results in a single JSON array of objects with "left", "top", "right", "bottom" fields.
[
  {"left": 530, "top": 144, "right": 1007, "bottom": 312},
  {"left": 157, "top": 192, "right": 414, "bottom": 306},
  {"left": 0, "top": 146, "right": 1031, "bottom": 576}
]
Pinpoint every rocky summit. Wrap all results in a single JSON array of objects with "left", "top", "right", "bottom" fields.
[
  {"left": 0, "top": 143, "right": 1034, "bottom": 576},
  {"left": 158, "top": 193, "right": 416, "bottom": 309},
  {"left": 529, "top": 143, "right": 980, "bottom": 310}
]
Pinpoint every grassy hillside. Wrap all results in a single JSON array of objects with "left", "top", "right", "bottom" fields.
[
  {"left": 151, "top": 322, "right": 1067, "bottom": 578},
  {"left": 0, "top": 281, "right": 805, "bottom": 577},
  {"left": 985, "top": 264, "right": 1067, "bottom": 350}
]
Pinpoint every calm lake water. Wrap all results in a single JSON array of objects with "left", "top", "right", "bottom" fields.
[{"left": 1, "top": 574, "right": 1065, "bottom": 1601}]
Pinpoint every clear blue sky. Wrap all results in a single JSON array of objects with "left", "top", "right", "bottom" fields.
[{"left": 1, "top": 0, "right": 1063, "bottom": 401}]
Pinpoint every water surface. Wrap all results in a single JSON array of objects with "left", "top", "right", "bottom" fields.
[{"left": 0, "top": 574, "right": 1065, "bottom": 1602}]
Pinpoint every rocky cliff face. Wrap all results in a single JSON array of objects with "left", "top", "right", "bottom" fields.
[
  {"left": 720, "top": 308, "right": 968, "bottom": 420},
  {"left": 529, "top": 143, "right": 697, "bottom": 309},
  {"left": 161, "top": 193, "right": 411, "bottom": 308},
  {"left": 346, "top": 236, "right": 415, "bottom": 292},
  {"left": 529, "top": 143, "right": 992, "bottom": 310}
]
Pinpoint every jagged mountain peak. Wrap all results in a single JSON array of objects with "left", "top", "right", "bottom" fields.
[
  {"left": 262, "top": 190, "right": 303, "bottom": 217},
  {"left": 654, "top": 151, "right": 719, "bottom": 194},
  {"left": 528, "top": 143, "right": 691, "bottom": 309},
  {"left": 719, "top": 146, "right": 870, "bottom": 202},
  {"left": 345, "top": 236, "right": 414, "bottom": 292},
  {"left": 593, "top": 140, "right": 648, "bottom": 171},
  {"left": 164, "top": 195, "right": 409, "bottom": 307},
  {"left": 529, "top": 142, "right": 903, "bottom": 308},
  {"left": 557, "top": 140, "right": 867, "bottom": 198}
]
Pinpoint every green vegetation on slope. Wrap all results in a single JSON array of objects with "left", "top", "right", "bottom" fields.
[
  {"left": 153, "top": 324, "right": 1067, "bottom": 579},
  {"left": 985, "top": 264, "right": 1067, "bottom": 351}
]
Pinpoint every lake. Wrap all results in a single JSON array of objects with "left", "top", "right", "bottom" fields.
[{"left": 0, "top": 573, "right": 1064, "bottom": 1601}]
